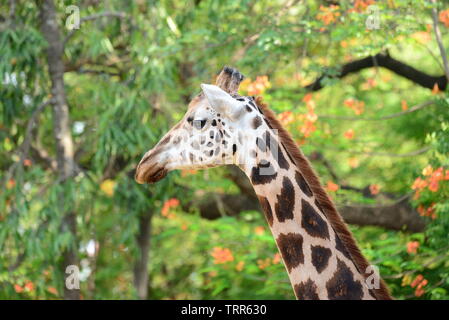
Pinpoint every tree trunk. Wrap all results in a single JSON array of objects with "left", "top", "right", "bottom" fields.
[
  {"left": 39, "top": 0, "right": 79, "bottom": 300},
  {"left": 133, "top": 212, "right": 152, "bottom": 299},
  {"left": 190, "top": 166, "right": 426, "bottom": 232},
  {"left": 338, "top": 197, "right": 425, "bottom": 232}
]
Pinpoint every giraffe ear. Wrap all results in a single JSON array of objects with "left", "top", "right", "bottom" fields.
[{"left": 201, "top": 84, "right": 242, "bottom": 118}]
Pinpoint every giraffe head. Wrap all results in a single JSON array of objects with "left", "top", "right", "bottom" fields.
[{"left": 135, "top": 67, "right": 276, "bottom": 184}]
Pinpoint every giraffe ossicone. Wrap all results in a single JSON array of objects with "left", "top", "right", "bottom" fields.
[{"left": 135, "top": 67, "right": 392, "bottom": 300}]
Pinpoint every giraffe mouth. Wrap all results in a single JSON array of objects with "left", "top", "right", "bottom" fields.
[
  {"left": 146, "top": 167, "right": 168, "bottom": 183},
  {"left": 136, "top": 166, "right": 168, "bottom": 184},
  {"left": 134, "top": 153, "right": 168, "bottom": 184}
]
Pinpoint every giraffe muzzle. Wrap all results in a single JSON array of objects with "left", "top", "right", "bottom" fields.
[{"left": 135, "top": 150, "right": 169, "bottom": 184}]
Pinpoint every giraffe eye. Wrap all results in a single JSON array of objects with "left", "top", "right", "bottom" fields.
[{"left": 193, "top": 119, "right": 207, "bottom": 130}]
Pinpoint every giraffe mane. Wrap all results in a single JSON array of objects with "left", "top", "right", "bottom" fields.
[{"left": 254, "top": 96, "right": 392, "bottom": 300}]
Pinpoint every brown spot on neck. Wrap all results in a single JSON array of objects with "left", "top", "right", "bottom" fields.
[
  {"left": 326, "top": 259, "right": 364, "bottom": 300},
  {"left": 274, "top": 177, "right": 295, "bottom": 222},
  {"left": 295, "top": 279, "right": 319, "bottom": 300},
  {"left": 276, "top": 233, "right": 304, "bottom": 273}
]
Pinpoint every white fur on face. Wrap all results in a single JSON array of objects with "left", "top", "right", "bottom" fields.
[{"left": 153, "top": 86, "right": 267, "bottom": 173}]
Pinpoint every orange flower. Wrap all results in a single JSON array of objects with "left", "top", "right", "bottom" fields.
[
  {"left": 14, "top": 284, "right": 23, "bottom": 293},
  {"left": 348, "top": 157, "right": 359, "bottom": 168},
  {"left": 181, "top": 169, "right": 197, "bottom": 177},
  {"left": 411, "top": 177, "right": 427, "bottom": 191},
  {"left": 6, "top": 178, "right": 15, "bottom": 189},
  {"left": 381, "top": 72, "right": 392, "bottom": 83},
  {"left": 211, "top": 247, "right": 234, "bottom": 264},
  {"left": 369, "top": 184, "right": 380, "bottom": 195},
  {"left": 305, "top": 112, "right": 318, "bottom": 122},
  {"left": 23, "top": 159, "right": 32, "bottom": 167},
  {"left": 353, "top": 0, "right": 375, "bottom": 12},
  {"left": 344, "top": 129, "right": 355, "bottom": 140},
  {"left": 439, "top": 9, "right": 449, "bottom": 27},
  {"left": 302, "top": 93, "right": 313, "bottom": 103},
  {"left": 407, "top": 241, "right": 419, "bottom": 254},
  {"left": 344, "top": 98, "right": 354, "bottom": 108},
  {"left": 254, "top": 226, "right": 265, "bottom": 235},
  {"left": 208, "top": 270, "right": 218, "bottom": 277},
  {"left": 100, "top": 179, "right": 115, "bottom": 197},
  {"left": 272, "top": 253, "right": 281, "bottom": 264},
  {"left": 361, "top": 78, "right": 376, "bottom": 91},
  {"left": 432, "top": 83, "right": 440, "bottom": 94},
  {"left": 417, "top": 205, "right": 425, "bottom": 216},
  {"left": 428, "top": 180, "right": 439, "bottom": 192},
  {"left": 411, "top": 274, "right": 424, "bottom": 288},
  {"left": 257, "top": 258, "right": 272, "bottom": 270},
  {"left": 411, "top": 24, "right": 432, "bottom": 44},
  {"left": 401, "top": 100, "right": 408, "bottom": 111},
  {"left": 411, "top": 274, "right": 428, "bottom": 297},
  {"left": 235, "top": 261, "right": 245, "bottom": 272},
  {"left": 161, "top": 198, "right": 180, "bottom": 217},
  {"left": 247, "top": 76, "right": 271, "bottom": 95},
  {"left": 422, "top": 165, "right": 433, "bottom": 176},
  {"left": 168, "top": 198, "right": 180, "bottom": 207},
  {"left": 239, "top": 78, "right": 252, "bottom": 93},
  {"left": 326, "top": 181, "right": 339, "bottom": 192},
  {"left": 418, "top": 204, "right": 437, "bottom": 219},
  {"left": 422, "top": 166, "right": 445, "bottom": 193},
  {"left": 298, "top": 119, "right": 317, "bottom": 138},
  {"left": 299, "top": 122, "right": 316, "bottom": 138},
  {"left": 316, "top": 5, "right": 341, "bottom": 25},
  {"left": 412, "top": 31, "right": 431, "bottom": 44},
  {"left": 297, "top": 95, "right": 319, "bottom": 139},
  {"left": 278, "top": 111, "right": 295, "bottom": 126},
  {"left": 415, "top": 287, "right": 425, "bottom": 297},
  {"left": 24, "top": 281, "right": 34, "bottom": 292},
  {"left": 47, "top": 287, "right": 58, "bottom": 295},
  {"left": 431, "top": 167, "right": 444, "bottom": 180}
]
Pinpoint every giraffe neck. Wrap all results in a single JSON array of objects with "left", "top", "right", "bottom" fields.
[{"left": 235, "top": 111, "right": 378, "bottom": 299}]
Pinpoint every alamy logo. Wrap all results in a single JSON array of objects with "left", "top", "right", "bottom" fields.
[
  {"left": 65, "top": 5, "right": 80, "bottom": 30},
  {"left": 65, "top": 265, "right": 80, "bottom": 290},
  {"left": 366, "top": 5, "right": 380, "bottom": 30},
  {"left": 365, "top": 265, "right": 380, "bottom": 289}
]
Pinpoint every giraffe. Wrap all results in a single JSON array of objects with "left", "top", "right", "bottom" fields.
[{"left": 135, "top": 67, "right": 392, "bottom": 300}]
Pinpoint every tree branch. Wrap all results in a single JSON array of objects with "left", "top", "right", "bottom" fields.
[
  {"left": 2, "top": 98, "right": 53, "bottom": 185},
  {"left": 188, "top": 166, "right": 425, "bottom": 232},
  {"left": 318, "top": 100, "right": 435, "bottom": 121},
  {"left": 348, "top": 146, "right": 431, "bottom": 158},
  {"left": 63, "top": 11, "right": 127, "bottom": 46},
  {"left": 305, "top": 52, "right": 447, "bottom": 92},
  {"left": 312, "top": 144, "right": 431, "bottom": 158}
]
